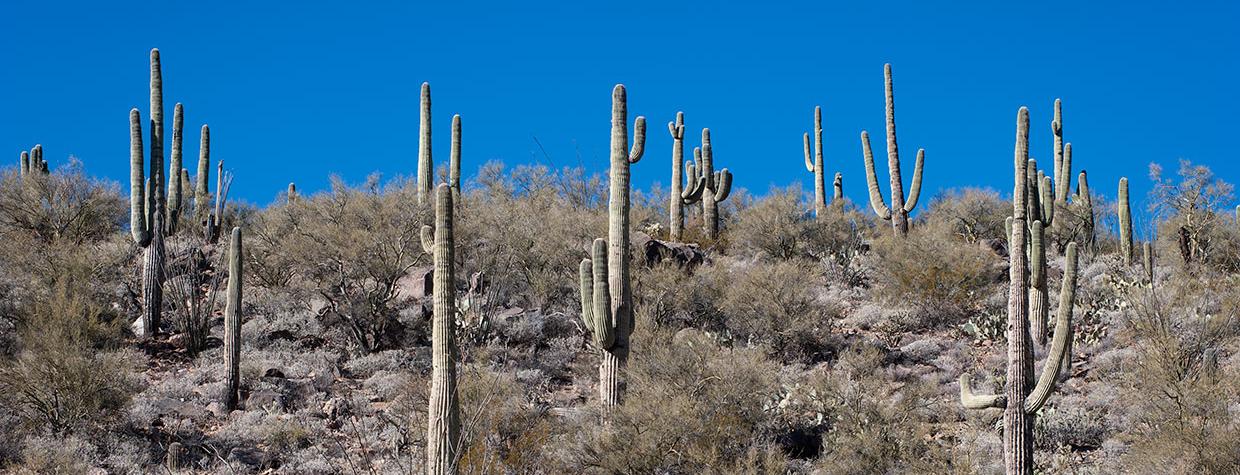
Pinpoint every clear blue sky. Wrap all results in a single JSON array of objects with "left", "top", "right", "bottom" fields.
[{"left": 3, "top": 1, "right": 1237, "bottom": 233}]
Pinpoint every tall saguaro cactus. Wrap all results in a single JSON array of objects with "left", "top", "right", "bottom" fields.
[
  {"left": 578, "top": 85, "right": 645, "bottom": 409},
  {"left": 1118, "top": 177, "right": 1133, "bottom": 265},
  {"left": 802, "top": 105, "right": 827, "bottom": 217},
  {"left": 167, "top": 103, "right": 185, "bottom": 234},
  {"left": 418, "top": 82, "right": 433, "bottom": 206},
  {"left": 127, "top": 48, "right": 171, "bottom": 337},
  {"left": 668, "top": 112, "right": 706, "bottom": 241},
  {"left": 861, "top": 64, "right": 925, "bottom": 236},
  {"left": 421, "top": 184, "right": 460, "bottom": 475},
  {"left": 960, "top": 108, "right": 1079, "bottom": 475},
  {"left": 222, "top": 227, "right": 243, "bottom": 411},
  {"left": 695, "top": 129, "right": 733, "bottom": 240}
]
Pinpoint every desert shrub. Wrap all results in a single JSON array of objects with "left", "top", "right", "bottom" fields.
[
  {"left": 0, "top": 283, "right": 137, "bottom": 435},
  {"left": 458, "top": 163, "right": 607, "bottom": 312},
  {"left": 566, "top": 327, "right": 787, "bottom": 473},
  {"left": 870, "top": 220, "right": 1002, "bottom": 329},
  {"left": 254, "top": 174, "right": 425, "bottom": 354},
  {"left": 1148, "top": 160, "right": 1235, "bottom": 269},
  {"left": 921, "top": 187, "right": 1008, "bottom": 243},
  {"left": 717, "top": 259, "right": 841, "bottom": 364},
  {"left": 1117, "top": 276, "right": 1240, "bottom": 473},
  {"left": 632, "top": 263, "right": 726, "bottom": 331}
]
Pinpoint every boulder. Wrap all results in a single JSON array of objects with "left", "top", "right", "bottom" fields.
[
  {"left": 633, "top": 232, "right": 707, "bottom": 269},
  {"left": 394, "top": 265, "right": 434, "bottom": 300}
]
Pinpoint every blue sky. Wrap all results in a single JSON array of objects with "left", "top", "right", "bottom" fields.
[{"left": 2, "top": 1, "right": 1237, "bottom": 233}]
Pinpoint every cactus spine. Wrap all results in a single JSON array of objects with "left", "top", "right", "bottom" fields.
[
  {"left": 960, "top": 107, "right": 1079, "bottom": 475},
  {"left": 802, "top": 106, "right": 827, "bottom": 217},
  {"left": 696, "top": 129, "right": 733, "bottom": 240},
  {"left": 417, "top": 82, "right": 433, "bottom": 206},
  {"left": 668, "top": 112, "right": 706, "bottom": 241},
  {"left": 861, "top": 64, "right": 924, "bottom": 236},
  {"left": 450, "top": 114, "right": 462, "bottom": 205},
  {"left": 1119, "top": 177, "right": 1133, "bottom": 265},
  {"left": 578, "top": 85, "right": 645, "bottom": 409},
  {"left": 422, "top": 184, "right": 460, "bottom": 475},
  {"left": 222, "top": 227, "right": 242, "bottom": 411}
]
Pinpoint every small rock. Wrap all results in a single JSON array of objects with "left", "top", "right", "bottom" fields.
[
  {"left": 245, "top": 390, "right": 286, "bottom": 411},
  {"left": 263, "top": 368, "right": 286, "bottom": 379}
]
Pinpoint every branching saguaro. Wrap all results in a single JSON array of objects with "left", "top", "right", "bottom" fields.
[
  {"left": 127, "top": 48, "right": 171, "bottom": 337},
  {"left": 18, "top": 145, "right": 48, "bottom": 177},
  {"left": 578, "top": 84, "right": 644, "bottom": 409},
  {"left": 802, "top": 105, "right": 827, "bottom": 217},
  {"left": 222, "top": 227, "right": 243, "bottom": 411},
  {"left": 861, "top": 64, "right": 925, "bottom": 236},
  {"left": 421, "top": 184, "right": 460, "bottom": 475},
  {"left": 693, "top": 129, "right": 733, "bottom": 240},
  {"left": 960, "top": 107, "right": 1080, "bottom": 475},
  {"left": 668, "top": 112, "right": 706, "bottom": 241}
]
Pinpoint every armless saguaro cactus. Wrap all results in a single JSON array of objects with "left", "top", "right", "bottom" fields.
[
  {"left": 421, "top": 184, "right": 460, "bottom": 475},
  {"left": 1143, "top": 241, "right": 1154, "bottom": 282},
  {"left": 960, "top": 107, "right": 1079, "bottom": 475},
  {"left": 803, "top": 106, "right": 827, "bottom": 217},
  {"left": 417, "top": 82, "right": 434, "bottom": 206},
  {"left": 695, "top": 129, "right": 733, "bottom": 240},
  {"left": 1076, "top": 170, "right": 1095, "bottom": 253},
  {"left": 195, "top": 125, "right": 211, "bottom": 218},
  {"left": 167, "top": 103, "right": 185, "bottom": 235},
  {"left": 861, "top": 64, "right": 925, "bottom": 236},
  {"left": 222, "top": 227, "right": 243, "bottom": 411},
  {"left": 668, "top": 112, "right": 707, "bottom": 241},
  {"left": 1118, "top": 177, "right": 1133, "bottom": 265},
  {"left": 578, "top": 85, "right": 645, "bottom": 409}
]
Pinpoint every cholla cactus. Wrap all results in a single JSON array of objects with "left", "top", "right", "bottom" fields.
[
  {"left": 1119, "top": 177, "right": 1133, "bottom": 265},
  {"left": 418, "top": 82, "right": 433, "bottom": 206},
  {"left": 222, "top": 227, "right": 243, "bottom": 411},
  {"left": 861, "top": 64, "right": 925, "bottom": 236},
  {"left": 693, "top": 129, "right": 733, "bottom": 240},
  {"left": 577, "top": 84, "right": 645, "bottom": 409},
  {"left": 802, "top": 106, "right": 827, "bottom": 217},
  {"left": 668, "top": 112, "right": 706, "bottom": 241},
  {"left": 960, "top": 107, "right": 1079, "bottom": 474},
  {"left": 421, "top": 184, "right": 460, "bottom": 475}
]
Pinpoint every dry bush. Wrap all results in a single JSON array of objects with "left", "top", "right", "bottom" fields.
[
  {"left": 0, "top": 282, "right": 137, "bottom": 436},
  {"left": 921, "top": 187, "right": 1008, "bottom": 244},
  {"left": 1148, "top": 160, "right": 1235, "bottom": 269},
  {"left": 457, "top": 163, "right": 607, "bottom": 312},
  {"left": 632, "top": 263, "right": 726, "bottom": 331},
  {"left": 730, "top": 186, "right": 872, "bottom": 262},
  {"left": 870, "top": 220, "right": 1002, "bottom": 329},
  {"left": 567, "top": 327, "right": 788, "bottom": 473},
  {"left": 717, "top": 259, "right": 841, "bottom": 364},
  {"left": 251, "top": 174, "right": 426, "bottom": 354},
  {"left": 1117, "top": 276, "right": 1240, "bottom": 473}
]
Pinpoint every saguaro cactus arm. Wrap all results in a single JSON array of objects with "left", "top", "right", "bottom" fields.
[
  {"left": 628, "top": 117, "right": 646, "bottom": 164},
  {"left": 713, "top": 169, "right": 733, "bottom": 202},
  {"left": 1025, "top": 243, "right": 1078, "bottom": 413},
  {"left": 803, "top": 132, "right": 815, "bottom": 172},
  {"left": 450, "top": 114, "right": 461, "bottom": 201},
  {"left": 903, "top": 148, "right": 924, "bottom": 212},
  {"left": 861, "top": 131, "right": 893, "bottom": 220},
  {"left": 959, "top": 374, "right": 1006, "bottom": 409},
  {"left": 420, "top": 225, "right": 434, "bottom": 254},
  {"left": 578, "top": 239, "right": 614, "bottom": 348},
  {"left": 130, "top": 109, "right": 150, "bottom": 246}
]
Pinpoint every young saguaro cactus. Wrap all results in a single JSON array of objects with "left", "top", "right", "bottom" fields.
[
  {"left": 421, "top": 184, "right": 460, "bottom": 475},
  {"left": 417, "top": 82, "right": 434, "bottom": 206},
  {"left": 833, "top": 172, "right": 843, "bottom": 201},
  {"left": 960, "top": 107, "right": 1080, "bottom": 475},
  {"left": 802, "top": 105, "right": 828, "bottom": 217},
  {"left": 195, "top": 124, "right": 211, "bottom": 218},
  {"left": 694, "top": 129, "right": 733, "bottom": 240},
  {"left": 222, "top": 226, "right": 243, "bottom": 411},
  {"left": 1076, "top": 169, "right": 1096, "bottom": 253},
  {"left": 1118, "top": 177, "right": 1133, "bottom": 265},
  {"left": 450, "top": 114, "right": 462, "bottom": 205},
  {"left": 577, "top": 85, "right": 645, "bottom": 409},
  {"left": 861, "top": 64, "right": 925, "bottom": 236},
  {"left": 668, "top": 112, "right": 707, "bottom": 241}
]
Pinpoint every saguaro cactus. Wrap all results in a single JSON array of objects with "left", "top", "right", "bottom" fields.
[
  {"left": 421, "top": 184, "right": 460, "bottom": 475},
  {"left": 18, "top": 146, "right": 47, "bottom": 176},
  {"left": 833, "top": 172, "right": 843, "bottom": 200},
  {"left": 1118, "top": 177, "right": 1133, "bottom": 265},
  {"left": 127, "top": 49, "right": 171, "bottom": 337},
  {"left": 802, "top": 105, "right": 827, "bottom": 217},
  {"left": 668, "top": 112, "right": 707, "bottom": 241},
  {"left": 167, "top": 103, "right": 185, "bottom": 234},
  {"left": 195, "top": 125, "right": 211, "bottom": 217},
  {"left": 222, "top": 227, "right": 242, "bottom": 411},
  {"left": 18, "top": 151, "right": 29, "bottom": 176},
  {"left": 695, "top": 129, "right": 733, "bottom": 240},
  {"left": 960, "top": 107, "right": 1079, "bottom": 475},
  {"left": 1143, "top": 241, "right": 1154, "bottom": 282},
  {"left": 450, "top": 114, "right": 462, "bottom": 205},
  {"left": 417, "top": 82, "right": 433, "bottom": 206},
  {"left": 1076, "top": 170, "right": 1095, "bottom": 252},
  {"left": 577, "top": 85, "right": 645, "bottom": 408},
  {"left": 861, "top": 64, "right": 925, "bottom": 236}
]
